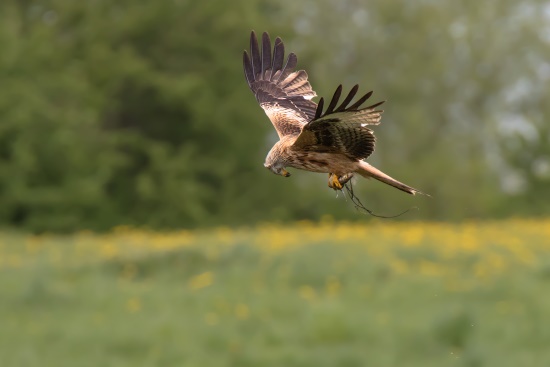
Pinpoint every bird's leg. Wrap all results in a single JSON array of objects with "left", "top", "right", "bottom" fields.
[
  {"left": 338, "top": 173, "right": 354, "bottom": 186},
  {"left": 328, "top": 173, "right": 355, "bottom": 190}
]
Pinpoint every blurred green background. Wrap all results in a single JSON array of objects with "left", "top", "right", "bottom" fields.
[
  {"left": 2, "top": 220, "right": 550, "bottom": 367},
  {"left": 1, "top": 0, "right": 549, "bottom": 232},
  {"left": 2, "top": 1, "right": 550, "bottom": 366}
]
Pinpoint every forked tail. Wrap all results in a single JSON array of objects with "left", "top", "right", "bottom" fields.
[{"left": 356, "top": 161, "right": 428, "bottom": 196}]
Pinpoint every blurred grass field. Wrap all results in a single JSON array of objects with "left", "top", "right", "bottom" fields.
[{"left": 1, "top": 219, "right": 550, "bottom": 367}]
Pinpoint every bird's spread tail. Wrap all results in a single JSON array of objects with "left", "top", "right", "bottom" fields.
[{"left": 356, "top": 161, "right": 428, "bottom": 196}]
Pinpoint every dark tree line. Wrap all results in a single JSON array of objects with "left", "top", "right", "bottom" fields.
[{"left": 0, "top": 0, "right": 548, "bottom": 231}]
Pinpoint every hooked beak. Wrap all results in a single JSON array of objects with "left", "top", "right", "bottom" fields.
[{"left": 265, "top": 164, "right": 291, "bottom": 177}]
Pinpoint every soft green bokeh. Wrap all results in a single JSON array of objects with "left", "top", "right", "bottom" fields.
[{"left": 2, "top": 220, "right": 549, "bottom": 366}]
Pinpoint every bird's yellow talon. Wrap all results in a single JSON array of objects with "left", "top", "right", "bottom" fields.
[
  {"left": 333, "top": 176, "right": 343, "bottom": 190},
  {"left": 328, "top": 173, "right": 343, "bottom": 190}
]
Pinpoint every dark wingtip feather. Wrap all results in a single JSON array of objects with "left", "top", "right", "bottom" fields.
[
  {"left": 271, "top": 37, "right": 285, "bottom": 79},
  {"left": 348, "top": 90, "right": 374, "bottom": 110},
  {"left": 336, "top": 84, "right": 359, "bottom": 112},
  {"left": 325, "top": 85, "right": 343, "bottom": 114},
  {"left": 250, "top": 31, "right": 261, "bottom": 79},
  {"left": 278, "top": 52, "right": 297, "bottom": 82},
  {"left": 243, "top": 51, "right": 254, "bottom": 86},
  {"left": 314, "top": 97, "right": 325, "bottom": 120},
  {"left": 261, "top": 32, "right": 272, "bottom": 79},
  {"left": 286, "top": 53, "right": 297, "bottom": 68},
  {"left": 365, "top": 100, "right": 385, "bottom": 110}
]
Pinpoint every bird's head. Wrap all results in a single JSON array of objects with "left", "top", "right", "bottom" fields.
[
  {"left": 264, "top": 161, "right": 291, "bottom": 177},
  {"left": 264, "top": 141, "right": 291, "bottom": 177}
]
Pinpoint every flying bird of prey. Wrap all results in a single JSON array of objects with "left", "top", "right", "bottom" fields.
[{"left": 243, "top": 31, "right": 425, "bottom": 195}]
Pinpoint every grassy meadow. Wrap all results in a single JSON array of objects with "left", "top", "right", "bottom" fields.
[{"left": 1, "top": 219, "right": 550, "bottom": 366}]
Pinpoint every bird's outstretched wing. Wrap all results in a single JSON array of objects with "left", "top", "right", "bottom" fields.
[
  {"left": 292, "top": 85, "right": 385, "bottom": 160},
  {"left": 243, "top": 31, "right": 318, "bottom": 138}
]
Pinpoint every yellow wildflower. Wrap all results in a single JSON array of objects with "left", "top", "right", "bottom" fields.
[
  {"left": 188, "top": 271, "right": 214, "bottom": 291},
  {"left": 235, "top": 303, "right": 249, "bottom": 320}
]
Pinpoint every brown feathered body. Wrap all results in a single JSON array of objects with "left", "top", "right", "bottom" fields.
[
  {"left": 267, "top": 135, "right": 357, "bottom": 174},
  {"left": 244, "top": 31, "right": 425, "bottom": 195}
]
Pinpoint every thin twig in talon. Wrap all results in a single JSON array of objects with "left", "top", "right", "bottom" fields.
[{"left": 343, "top": 181, "right": 416, "bottom": 219}]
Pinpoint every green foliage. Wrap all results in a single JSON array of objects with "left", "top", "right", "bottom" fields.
[
  {"left": 0, "top": 0, "right": 549, "bottom": 231},
  {"left": 0, "top": 0, "right": 294, "bottom": 231}
]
